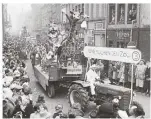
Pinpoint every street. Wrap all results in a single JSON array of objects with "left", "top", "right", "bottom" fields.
[{"left": 26, "top": 59, "right": 150, "bottom": 118}]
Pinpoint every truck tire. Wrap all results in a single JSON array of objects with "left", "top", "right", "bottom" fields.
[
  {"left": 68, "top": 84, "right": 89, "bottom": 111},
  {"left": 47, "top": 84, "right": 55, "bottom": 98}
]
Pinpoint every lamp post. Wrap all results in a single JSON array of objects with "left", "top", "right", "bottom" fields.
[{"left": 127, "top": 19, "right": 137, "bottom": 109}]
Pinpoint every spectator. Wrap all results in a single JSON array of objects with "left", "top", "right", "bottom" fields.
[
  {"left": 144, "top": 61, "right": 150, "bottom": 96},
  {"left": 96, "top": 59, "right": 104, "bottom": 78},
  {"left": 53, "top": 104, "right": 67, "bottom": 119},
  {"left": 118, "top": 63, "right": 125, "bottom": 86},
  {"left": 36, "top": 95, "right": 48, "bottom": 111},
  {"left": 118, "top": 101, "right": 145, "bottom": 118},
  {"left": 124, "top": 63, "right": 129, "bottom": 88},
  {"left": 30, "top": 103, "right": 41, "bottom": 118},
  {"left": 108, "top": 62, "right": 114, "bottom": 84},
  {"left": 112, "top": 62, "right": 118, "bottom": 84},
  {"left": 68, "top": 103, "right": 84, "bottom": 118},
  {"left": 12, "top": 97, "right": 24, "bottom": 117},
  {"left": 24, "top": 100, "right": 34, "bottom": 118},
  {"left": 3, "top": 98, "right": 15, "bottom": 118},
  {"left": 135, "top": 60, "right": 147, "bottom": 93},
  {"left": 30, "top": 51, "right": 36, "bottom": 67},
  {"left": 127, "top": 64, "right": 137, "bottom": 89}
]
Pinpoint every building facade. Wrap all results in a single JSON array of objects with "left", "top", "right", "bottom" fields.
[
  {"left": 2, "top": 4, "right": 11, "bottom": 38},
  {"left": 62, "top": 4, "right": 85, "bottom": 44},
  {"left": 31, "top": 4, "right": 43, "bottom": 35},
  {"left": 61, "top": 4, "right": 107, "bottom": 47},
  {"left": 31, "top": 4, "right": 62, "bottom": 34},
  {"left": 106, "top": 3, "right": 150, "bottom": 61},
  {"left": 137, "top": 4, "right": 150, "bottom": 61},
  {"left": 84, "top": 4, "right": 107, "bottom": 47}
]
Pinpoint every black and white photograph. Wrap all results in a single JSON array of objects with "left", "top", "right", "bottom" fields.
[{"left": 2, "top": 2, "right": 150, "bottom": 119}]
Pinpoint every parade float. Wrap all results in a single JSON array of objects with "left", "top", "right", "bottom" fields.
[{"left": 33, "top": 10, "right": 142, "bottom": 111}]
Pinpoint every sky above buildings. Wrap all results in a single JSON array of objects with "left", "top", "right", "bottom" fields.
[{"left": 7, "top": 4, "right": 32, "bottom": 35}]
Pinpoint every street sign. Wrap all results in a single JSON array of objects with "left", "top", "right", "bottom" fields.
[{"left": 84, "top": 46, "right": 141, "bottom": 64}]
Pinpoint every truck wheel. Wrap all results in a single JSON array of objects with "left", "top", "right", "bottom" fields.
[
  {"left": 47, "top": 84, "right": 55, "bottom": 98},
  {"left": 68, "top": 84, "right": 89, "bottom": 111}
]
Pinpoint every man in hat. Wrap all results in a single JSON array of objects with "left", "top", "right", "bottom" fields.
[{"left": 86, "top": 64, "right": 100, "bottom": 97}]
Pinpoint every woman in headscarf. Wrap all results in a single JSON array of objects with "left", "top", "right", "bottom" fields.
[{"left": 135, "top": 60, "right": 147, "bottom": 92}]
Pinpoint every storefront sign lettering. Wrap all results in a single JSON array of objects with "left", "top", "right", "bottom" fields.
[
  {"left": 84, "top": 46, "right": 141, "bottom": 64},
  {"left": 116, "top": 31, "right": 130, "bottom": 39}
]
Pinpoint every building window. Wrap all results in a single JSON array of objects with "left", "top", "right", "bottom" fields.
[
  {"left": 87, "top": 4, "right": 89, "bottom": 16},
  {"left": 109, "top": 4, "right": 115, "bottom": 25},
  {"left": 117, "top": 41, "right": 125, "bottom": 48},
  {"left": 78, "top": 4, "right": 81, "bottom": 12},
  {"left": 88, "top": 37, "right": 94, "bottom": 46},
  {"left": 96, "top": 4, "right": 99, "bottom": 18},
  {"left": 91, "top": 4, "right": 94, "bottom": 19},
  {"left": 109, "top": 41, "right": 113, "bottom": 47},
  {"left": 117, "top": 4, "right": 125, "bottom": 24},
  {"left": 82, "top": 4, "right": 84, "bottom": 14},
  {"left": 75, "top": 6, "right": 77, "bottom": 12},
  {"left": 69, "top": 4, "right": 70, "bottom": 11},
  {"left": 127, "top": 4, "right": 137, "bottom": 24}
]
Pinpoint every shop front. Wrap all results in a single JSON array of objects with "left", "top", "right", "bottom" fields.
[
  {"left": 86, "top": 20, "right": 106, "bottom": 47},
  {"left": 137, "top": 28, "right": 150, "bottom": 61},
  {"left": 106, "top": 28, "right": 139, "bottom": 48}
]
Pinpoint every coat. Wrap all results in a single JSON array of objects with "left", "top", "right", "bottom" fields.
[
  {"left": 145, "top": 67, "right": 150, "bottom": 80},
  {"left": 24, "top": 103, "right": 34, "bottom": 118},
  {"left": 135, "top": 64, "right": 146, "bottom": 80}
]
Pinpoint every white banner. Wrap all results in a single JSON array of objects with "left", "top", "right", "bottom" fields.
[
  {"left": 67, "top": 65, "right": 83, "bottom": 74},
  {"left": 84, "top": 46, "right": 141, "bottom": 64}
]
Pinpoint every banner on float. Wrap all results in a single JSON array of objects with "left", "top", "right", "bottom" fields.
[
  {"left": 84, "top": 46, "right": 141, "bottom": 64},
  {"left": 67, "top": 65, "right": 83, "bottom": 74}
]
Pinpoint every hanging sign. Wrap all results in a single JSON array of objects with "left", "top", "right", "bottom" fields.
[{"left": 84, "top": 46, "right": 141, "bottom": 64}]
